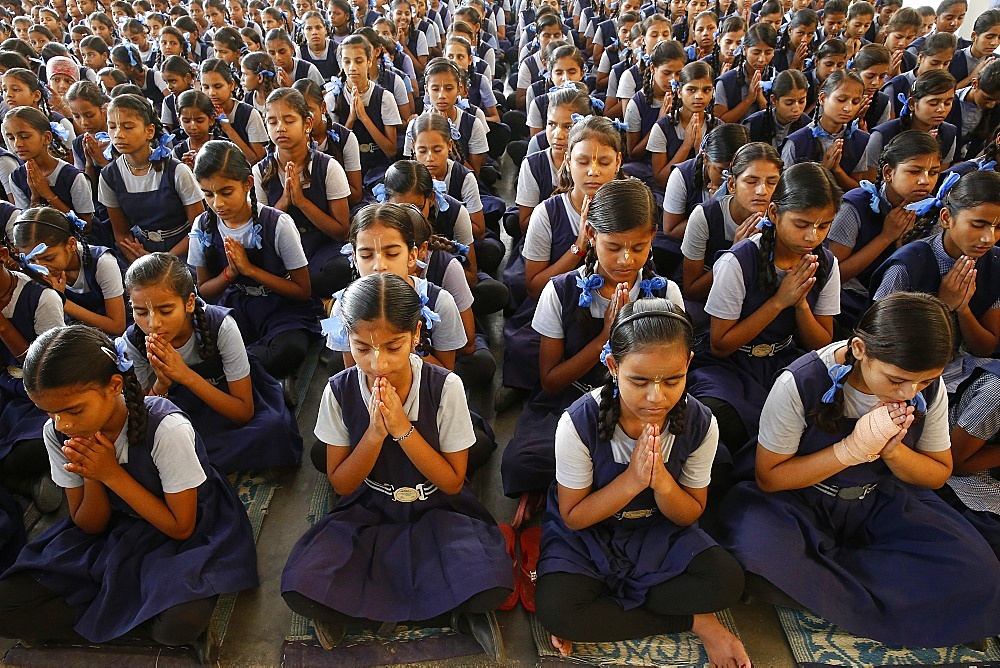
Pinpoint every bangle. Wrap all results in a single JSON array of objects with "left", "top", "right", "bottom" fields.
[
  {"left": 393, "top": 425, "right": 415, "bottom": 442},
  {"left": 222, "top": 266, "right": 234, "bottom": 281}
]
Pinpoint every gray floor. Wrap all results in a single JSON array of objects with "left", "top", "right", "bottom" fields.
[{"left": 1, "top": 156, "right": 798, "bottom": 667}]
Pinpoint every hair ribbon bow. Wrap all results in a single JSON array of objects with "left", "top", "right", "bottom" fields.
[
  {"left": 65, "top": 210, "right": 87, "bottom": 231},
  {"left": 247, "top": 223, "right": 263, "bottom": 249},
  {"left": 755, "top": 216, "right": 773, "bottom": 230},
  {"left": 820, "top": 363, "right": 852, "bottom": 403},
  {"left": 456, "top": 95, "right": 470, "bottom": 109},
  {"left": 17, "top": 243, "right": 49, "bottom": 275},
  {"left": 150, "top": 132, "right": 175, "bottom": 160},
  {"left": 256, "top": 67, "right": 274, "bottom": 77},
  {"left": 372, "top": 183, "right": 387, "bottom": 202},
  {"left": 905, "top": 171, "right": 961, "bottom": 216},
  {"left": 977, "top": 157, "right": 997, "bottom": 171},
  {"left": 600, "top": 339, "right": 612, "bottom": 367},
  {"left": 897, "top": 92, "right": 909, "bottom": 117},
  {"left": 111, "top": 336, "right": 133, "bottom": 372},
  {"left": 49, "top": 122, "right": 69, "bottom": 141},
  {"left": 340, "top": 242, "right": 354, "bottom": 268},
  {"left": 432, "top": 179, "right": 451, "bottom": 211},
  {"left": 94, "top": 131, "right": 114, "bottom": 160},
  {"left": 324, "top": 77, "right": 343, "bottom": 96},
  {"left": 639, "top": 275, "right": 667, "bottom": 297},
  {"left": 447, "top": 118, "right": 462, "bottom": 140},
  {"left": 189, "top": 227, "right": 212, "bottom": 249},
  {"left": 417, "top": 286, "right": 442, "bottom": 330},
  {"left": 858, "top": 179, "right": 883, "bottom": 213},
  {"left": 126, "top": 46, "right": 139, "bottom": 66},
  {"left": 760, "top": 78, "right": 773, "bottom": 94},
  {"left": 576, "top": 272, "right": 605, "bottom": 307}
]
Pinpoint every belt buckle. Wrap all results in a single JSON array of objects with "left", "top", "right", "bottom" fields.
[
  {"left": 837, "top": 486, "right": 865, "bottom": 500},
  {"left": 751, "top": 343, "right": 773, "bottom": 357},
  {"left": 244, "top": 286, "right": 266, "bottom": 297},
  {"left": 146, "top": 230, "right": 164, "bottom": 242},
  {"left": 6, "top": 366, "right": 22, "bottom": 379},
  {"left": 359, "top": 143, "right": 372, "bottom": 153},
  {"left": 619, "top": 509, "right": 653, "bottom": 520},
  {"left": 392, "top": 486, "right": 420, "bottom": 502}
]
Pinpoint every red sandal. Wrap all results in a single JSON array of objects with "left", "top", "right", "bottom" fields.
[
  {"left": 498, "top": 524, "right": 520, "bottom": 611},
  {"left": 519, "top": 526, "right": 542, "bottom": 613}
]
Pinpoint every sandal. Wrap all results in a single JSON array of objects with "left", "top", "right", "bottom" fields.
[
  {"left": 519, "top": 526, "right": 542, "bottom": 613},
  {"left": 498, "top": 524, "right": 520, "bottom": 611}
]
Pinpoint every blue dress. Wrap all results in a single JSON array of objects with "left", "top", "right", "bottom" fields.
[
  {"left": 281, "top": 362, "right": 513, "bottom": 621},
  {"left": 718, "top": 350, "right": 1000, "bottom": 647},
  {"left": 4, "top": 397, "right": 259, "bottom": 643},
  {"left": 0, "top": 486, "right": 25, "bottom": 573},
  {"left": 125, "top": 303, "right": 303, "bottom": 473},
  {"left": 537, "top": 392, "right": 719, "bottom": 609},
  {"left": 100, "top": 158, "right": 192, "bottom": 254},
  {"left": 834, "top": 186, "right": 896, "bottom": 328}
]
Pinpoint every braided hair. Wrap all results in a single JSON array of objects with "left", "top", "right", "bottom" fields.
[
  {"left": 23, "top": 325, "right": 149, "bottom": 447},
  {"left": 339, "top": 272, "right": 425, "bottom": 349},
  {"left": 411, "top": 111, "right": 468, "bottom": 171},
  {"left": 156, "top": 27, "right": 190, "bottom": 66},
  {"left": 706, "top": 15, "right": 745, "bottom": 78},
  {"left": 200, "top": 56, "right": 245, "bottom": 106},
  {"left": 669, "top": 60, "right": 715, "bottom": 132},
  {"left": 177, "top": 89, "right": 226, "bottom": 143},
  {"left": 913, "top": 170, "right": 1000, "bottom": 250},
  {"left": 810, "top": 69, "right": 865, "bottom": 159},
  {"left": 642, "top": 39, "right": 685, "bottom": 102},
  {"left": 692, "top": 122, "right": 749, "bottom": 196},
  {"left": 328, "top": 0, "right": 356, "bottom": 36},
  {"left": 875, "top": 131, "right": 939, "bottom": 243},
  {"left": 107, "top": 93, "right": 170, "bottom": 171},
  {"left": 760, "top": 69, "right": 808, "bottom": 147},
  {"left": 810, "top": 292, "right": 953, "bottom": 433},
  {"left": 756, "top": 162, "right": 841, "bottom": 295},
  {"left": 125, "top": 252, "right": 218, "bottom": 360},
  {"left": 733, "top": 23, "right": 777, "bottom": 96},
  {"left": 292, "top": 79, "right": 343, "bottom": 163},
  {"left": 12, "top": 206, "right": 94, "bottom": 277},
  {"left": 597, "top": 298, "right": 694, "bottom": 441},
  {"left": 384, "top": 160, "right": 445, "bottom": 229},
  {"left": 242, "top": 52, "right": 279, "bottom": 99}
]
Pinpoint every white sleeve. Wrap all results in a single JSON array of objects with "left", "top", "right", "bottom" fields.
[
  {"left": 515, "top": 156, "right": 541, "bottom": 207},
  {"left": 554, "top": 410, "right": 595, "bottom": 489},
  {"left": 450, "top": 206, "right": 474, "bottom": 245},
  {"left": 381, "top": 89, "right": 403, "bottom": 125},
  {"left": 624, "top": 99, "right": 642, "bottom": 133},
  {"left": 273, "top": 212, "right": 310, "bottom": 270},
  {"left": 436, "top": 372, "right": 477, "bottom": 452},
  {"left": 416, "top": 31, "right": 429, "bottom": 56},
  {"left": 441, "top": 257, "right": 474, "bottom": 311},
  {"left": 244, "top": 107, "right": 269, "bottom": 143},
  {"left": 522, "top": 203, "right": 553, "bottom": 262},
  {"left": 526, "top": 97, "right": 542, "bottom": 128},
  {"left": 517, "top": 60, "right": 534, "bottom": 90},
  {"left": 646, "top": 121, "right": 667, "bottom": 153},
  {"left": 428, "top": 289, "right": 467, "bottom": 351},
  {"left": 914, "top": 379, "right": 951, "bottom": 452},
  {"left": 314, "top": 381, "right": 351, "bottom": 445},
  {"left": 9, "top": 177, "right": 30, "bottom": 210},
  {"left": 69, "top": 172, "right": 96, "bottom": 214},
  {"left": 99, "top": 170, "right": 120, "bottom": 208},
  {"left": 461, "top": 172, "right": 483, "bottom": 213},
  {"left": 307, "top": 62, "right": 325, "bottom": 86},
  {"left": 468, "top": 117, "right": 489, "bottom": 154},
  {"left": 676, "top": 415, "right": 719, "bottom": 488},
  {"left": 217, "top": 315, "right": 252, "bottom": 381},
  {"left": 703, "top": 252, "right": 747, "bottom": 321},
  {"left": 662, "top": 168, "right": 689, "bottom": 215},
  {"left": 34, "top": 288, "right": 65, "bottom": 334},
  {"left": 150, "top": 413, "right": 208, "bottom": 493},
  {"left": 827, "top": 201, "right": 863, "bottom": 249},
  {"left": 94, "top": 252, "right": 125, "bottom": 299},
  {"left": 403, "top": 117, "right": 415, "bottom": 156},
  {"left": 714, "top": 79, "right": 729, "bottom": 108},
  {"left": 342, "top": 133, "right": 362, "bottom": 172},
  {"left": 45, "top": 420, "right": 81, "bottom": 488},
  {"left": 598, "top": 51, "right": 612, "bottom": 74},
  {"left": 391, "top": 76, "right": 409, "bottom": 106},
  {"left": 781, "top": 140, "right": 798, "bottom": 166},
  {"left": 531, "top": 278, "right": 565, "bottom": 339},
  {"left": 59, "top": 118, "right": 76, "bottom": 143},
  {"left": 757, "top": 370, "right": 808, "bottom": 454},
  {"left": 680, "top": 204, "right": 711, "bottom": 261},
  {"left": 813, "top": 257, "right": 841, "bottom": 316},
  {"left": 665, "top": 279, "right": 685, "bottom": 311},
  {"left": 617, "top": 69, "right": 636, "bottom": 100},
  {"left": 173, "top": 162, "right": 207, "bottom": 206},
  {"left": 323, "top": 158, "right": 352, "bottom": 200}
]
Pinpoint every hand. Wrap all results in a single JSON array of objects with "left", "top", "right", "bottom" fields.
[
  {"left": 275, "top": 66, "right": 291, "bottom": 87},
  {"left": 821, "top": 138, "right": 843, "bottom": 171},
  {"left": 375, "top": 377, "right": 412, "bottom": 438},
  {"left": 939, "top": 255, "right": 976, "bottom": 312},
  {"left": 790, "top": 40, "right": 809, "bottom": 70},
  {"left": 658, "top": 89, "right": 673, "bottom": 118},
  {"left": 646, "top": 424, "right": 674, "bottom": 493},
  {"left": 223, "top": 236, "right": 252, "bottom": 275},
  {"left": 685, "top": 112, "right": 704, "bottom": 148},
  {"left": 720, "top": 59, "right": 733, "bottom": 75},
  {"left": 733, "top": 211, "right": 763, "bottom": 244},
  {"left": 971, "top": 54, "right": 996, "bottom": 80},
  {"left": 181, "top": 149, "right": 197, "bottom": 170},
  {"left": 352, "top": 84, "right": 368, "bottom": 120},
  {"left": 774, "top": 253, "right": 818, "bottom": 309},
  {"left": 878, "top": 205, "right": 916, "bottom": 244},
  {"left": 62, "top": 432, "right": 122, "bottom": 483},
  {"left": 878, "top": 402, "right": 916, "bottom": 459},
  {"left": 576, "top": 194, "right": 592, "bottom": 247},
  {"left": 119, "top": 236, "right": 149, "bottom": 263},
  {"left": 84, "top": 133, "right": 111, "bottom": 167},
  {"left": 284, "top": 161, "right": 304, "bottom": 206},
  {"left": 626, "top": 422, "right": 656, "bottom": 493},
  {"left": 47, "top": 270, "right": 67, "bottom": 294},
  {"left": 367, "top": 383, "right": 389, "bottom": 440},
  {"left": 26, "top": 160, "right": 53, "bottom": 201},
  {"left": 146, "top": 332, "right": 193, "bottom": 385},
  {"left": 603, "top": 282, "right": 630, "bottom": 333},
  {"left": 889, "top": 48, "right": 903, "bottom": 75},
  {"left": 834, "top": 403, "right": 909, "bottom": 466},
  {"left": 855, "top": 94, "right": 871, "bottom": 124}
]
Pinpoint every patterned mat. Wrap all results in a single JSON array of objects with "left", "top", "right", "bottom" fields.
[
  {"left": 529, "top": 609, "right": 742, "bottom": 667},
  {"left": 777, "top": 606, "right": 1000, "bottom": 667}
]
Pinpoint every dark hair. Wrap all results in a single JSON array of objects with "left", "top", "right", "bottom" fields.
[
  {"left": 240, "top": 26, "right": 263, "bottom": 49},
  {"left": 264, "top": 26, "right": 294, "bottom": 49},
  {"left": 260, "top": 87, "right": 314, "bottom": 186},
  {"left": 553, "top": 115, "right": 625, "bottom": 194},
  {"left": 3, "top": 67, "right": 54, "bottom": 119},
  {"left": 410, "top": 111, "right": 466, "bottom": 165},
  {"left": 546, "top": 84, "right": 593, "bottom": 118},
  {"left": 811, "top": 292, "right": 953, "bottom": 432},
  {"left": 732, "top": 23, "right": 777, "bottom": 93},
  {"left": 348, "top": 202, "right": 417, "bottom": 249},
  {"left": 65, "top": 79, "right": 109, "bottom": 107},
  {"left": 384, "top": 160, "right": 449, "bottom": 225},
  {"left": 177, "top": 88, "right": 222, "bottom": 142},
  {"left": 813, "top": 68, "right": 864, "bottom": 126},
  {"left": 919, "top": 30, "right": 956, "bottom": 58},
  {"left": 848, "top": 0, "right": 875, "bottom": 17},
  {"left": 935, "top": 0, "right": 966, "bottom": 13},
  {"left": 242, "top": 51, "right": 278, "bottom": 95},
  {"left": 706, "top": 15, "right": 745, "bottom": 78},
  {"left": 887, "top": 6, "right": 922, "bottom": 31},
  {"left": 852, "top": 42, "right": 890, "bottom": 70},
  {"left": 0, "top": 51, "right": 30, "bottom": 71},
  {"left": 2, "top": 105, "right": 71, "bottom": 161},
  {"left": 107, "top": 93, "right": 168, "bottom": 170},
  {"left": 693, "top": 123, "right": 749, "bottom": 196},
  {"left": 814, "top": 37, "right": 848, "bottom": 70},
  {"left": 978, "top": 58, "right": 1000, "bottom": 97},
  {"left": 200, "top": 56, "right": 243, "bottom": 100},
  {"left": 192, "top": 140, "right": 259, "bottom": 271},
  {"left": 776, "top": 9, "right": 818, "bottom": 62},
  {"left": 756, "top": 162, "right": 841, "bottom": 294},
  {"left": 157, "top": 27, "right": 190, "bottom": 65},
  {"left": 124, "top": 252, "right": 217, "bottom": 360},
  {"left": 876, "top": 131, "right": 941, "bottom": 243},
  {"left": 642, "top": 39, "right": 686, "bottom": 102},
  {"left": 110, "top": 83, "right": 144, "bottom": 97},
  {"left": 98, "top": 66, "right": 128, "bottom": 88},
  {"left": 161, "top": 54, "right": 194, "bottom": 79},
  {"left": 213, "top": 25, "right": 246, "bottom": 57},
  {"left": 340, "top": 272, "right": 423, "bottom": 336},
  {"left": 13, "top": 206, "right": 92, "bottom": 273},
  {"left": 728, "top": 142, "right": 783, "bottom": 190},
  {"left": 668, "top": 60, "right": 715, "bottom": 131},
  {"left": 974, "top": 8, "right": 1000, "bottom": 34},
  {"left": 80, "top": 33, "right": 111, "bottom": 58},
  {"left": 23, "top": 324, "right": 148, "bottom": 446},
  {"left": 900, "top": 69, "right": 956, "bottom": 131},
  {"left": 597, "top": 298, "right": 694, "bottom": 441},
  {"left": 110, "top": 43, "right": 145, "bottom": 79},
  {"left": 761, "top": 68, "right": 808, "bottom": 146},
  {"left": 941, "top": 170, "right": 1000, "bottom": 219},
  {"left": 328, "top": 0, "right": 355, "bottom": 33},
  {"left": 824, "top": 0, "right": 848, "bottom": 15}
]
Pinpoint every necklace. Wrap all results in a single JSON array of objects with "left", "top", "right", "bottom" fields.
[{"left": 123, "top": 153, "right": 152, "bottom": 174}]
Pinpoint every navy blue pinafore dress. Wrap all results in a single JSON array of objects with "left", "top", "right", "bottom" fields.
[
  {"left": 621, "top": 91, "right": 663, "bottom": 190},
  {"left": 4, "top": 398, "right": 259, "bottom": 643},
  {"left": 101, "top": 158, "right": 193, "bottom": 254},
  {"left": 835, "top": 186, "right": 895, "bottom": 329},
  {"left": 281, "top": 362, "right": 513, "bottom": 621},
  {"left": 125, "top": 304, "right": 303, "bottom": 473},
  {"left": 684, "top": 197, "right": 733, "bottom": 332},
  {"left": 718, "top": 351, "right": 1000, "bottom": 648},
  {"left": 0, "top": 485, "right": 24, "bottom": 573},
  {"left": 538, "top": 392, "right": 719, "bottom": 608}
]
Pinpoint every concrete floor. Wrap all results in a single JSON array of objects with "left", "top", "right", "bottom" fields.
[{"left": 1, "top": 156, "right": 799, "bottom": 667}]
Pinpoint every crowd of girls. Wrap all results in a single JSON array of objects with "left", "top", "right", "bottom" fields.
[{"left": 0, "top": 0, "right": 995, "bottom": 663}]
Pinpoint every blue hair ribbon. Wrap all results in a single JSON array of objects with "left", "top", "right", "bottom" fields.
[
  {"left": 65, "top": 210, "right": 87, "bottom": 231},
  {"left": 905, "top": 171, "right": 961, "bottom": 216},
  {"left": 755, "top": 216, "right": 773, "bottom": 230},
  {"left": 415, "top": 258, "right": 427, "bottom": 269},
  {"left": 456, "top": 96, "right": 470, "bottom": 109},
  {"left": 321, "top": 313, "right": 349, "bottom": 345},
  {"left": 543, "top": 69, "right": 551, "bottom": 81},
  {"left": 247, "top": 223, "right": 263, "bottom": 250},
  {"left": 685, "top": 44, "right": 696, "bottom": 61},
  {"left": 611, "top": 118, "right": 628, "bottom": 131},
  {"left": 721, "top": 169, "right": 732, "bottom": 180},
  {"left": 576, "top": 272, "right": 605, "bottom": 307},
  {"left": 844, "top": 119, "right": 859, "bottom": 139},
  {"left": 150, "top": 132, "right": 175, "bottom": 160},
  {"left": 17, "top": 243, "right": 49, "bottom": 275},
  {"left": 820, "top": 363, "right": 852, "bottom": 404},
  {"left": 112, "top": 336, "right": 133, "bottom": 372},
  {"left": 324, "top": 77, "right": 343, "bottom": 96},
  {"left": 600, "top": 339, "right": 612, "bottom": 367},
  {"left": 977, "top": 157, "right": 997, "bottom": 171},
  {"left": 804, "top": 55, "right": 814, "bottom": 69},
  {"left": 670, "top": 79, "right": 680, "bottom": 94},
  {"left": 127, "top": 46, "right": 139, "bottom": 66},
  {"left": 189, "top": 227, "right": 213, "bottom": 249},
  {"left": 760, "top": 78, "right": 773, "bottom": 94},
  {"left": 909, "top": 393, "right": 927, "bottom": 413},
  {"left": 897, "top": 92, "right": 909, "bottom": 116},
  {"left": 49, "top": 122, "right": 69, "bottom": 142},
  {"left": 639, "top": 275, "right": 667, "bottom": 298},
  {"left": 451, "top": 239, "right": 469, "bottom": 256},
  {"left": 448, "top": 119, "right": 462, "bottom": 140},
  {"left": 432, "top": 179, "right": 451, "bottom": 211},
  {"left": 256, "top": 68, "right": 274, "bottom": 77},
  {"left": 858, "top": 179, "right": 883, "bottom": 213},
  {"left": 641, "top": 52, "right": 651, "bottom": 66},
  {"left": 845, "top": 58, "right": 853, "bottom": 69},
  {"left": 372, "top": 183, "right": 387, "bottom": 202},
  {"left": 550, "top": 81, "right": 579, "bottom": 91},
  {"left": 418, "top": 290, "right": 442, "bottom": 330},
  {"left": 732, "top": 44, "right": 742, "bottom": 57},
  {"left": 340, "top": 242, "right": 354, "bottom": 268},
  {"left": 328, "top": 128, "right": 341, "bottom": 144},
  {"left": 610, "top": 37, "right": 619, "bottom": 48}
]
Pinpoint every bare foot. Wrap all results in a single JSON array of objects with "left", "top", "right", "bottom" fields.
[
  {"left": 550, "top": 634, "right": 573, "bottom": 657},
  {"left": 691, "top": 613, "right": 751, "bottom": 668}
]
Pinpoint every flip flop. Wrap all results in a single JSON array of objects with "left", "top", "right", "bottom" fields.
[
  {"left": 498, "top": 524, "right": 520, "bottom": 610},
  {"left": 519, "top": 526, "right": 542, "bottom": 613}
]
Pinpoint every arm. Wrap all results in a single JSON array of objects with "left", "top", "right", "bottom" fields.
[
  {"left": 955, "top": 307, "right": 1000, "bottom": 358},
  {"left": 64, "top": 481, "right": 111, "bottom": 534},
  {"left": 755, "top": 442, "right": 849, "bottom": 491},
  {"left": 950, "top": 425, "right": 1000, "bottom": 475},
  {"left": 526, "top": 255, "right": 582, "bottom": 298},
  {"left": 219, "top": 120, "right": 266, "bottom": 162},
  {"left": 346, "top": 170, "right": 363, "bottom": 206},
  {"left": 682, "top": 258, "right": 714, "bottom": 300},
  {"left": 880, "top": 441, "right": 952, "bottom": 488},
  {"left": 63, "top": 293, "right": 127, "bottom": 335}
]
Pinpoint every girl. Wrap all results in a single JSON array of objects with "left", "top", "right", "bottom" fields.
[
  {"left": 121, "top": 17, "right": 154, "bottom": 64},
  {"left": 648, "top": 61, "right": 718, "bottom": 185},
  {"left": 174, "top": 16, "right": 212, "bottom": 63},
  {"left": 159, "top": 55, "right": 195, "bottom": 134},
  {"left": 0, "top": 324, "right": 258, "bottom": 648},
  {"left": 501, "top": 178, "right": 683, "bottom": 497},
  {"left": 328, "top": 35, "right": 400, "bottom": 191},
  {"left": 526, "top": 45, "right": 587, "bottom": 137},
  {"left": 200, "top": 58, "right": 268, "bottom": 163},
  {"left": 12, "top": 206, "right": 126, "bottom": 336},
  {"left": 535, "top": 298, "right": 749, "bottom": 667},
  {"left": 299, "top": 11, "right": 339, "bottom": 80},
  {"left": 65, "top": 82, "right": 113, "bottom": 246},
  {"left": 109, "top": 43, "right": 168, "bottom": 111},
  {"left": 283, "top": 271, "right": 511, "bottom": 656},
  {"left": 859, "top": 69, "right": 957, "bottom": 179},
  {"left": 782, "top": 69, "right": 869, "bottom": 191},
  {"left": 595, "top": 12, "right": 639, "bottom": 93},
  {"left": 391, "top": 0, "right": 428, "bottom": 78},
  {"left": 610, "top": 14, "right": 673, "bottom": 120},
  {"left": 265, "top": 27, "right": 324, "bottom": 89},
  {"left": 623, "top": 42, "right": 682, "bottom": 182},
  {"left": 681, "top": 142, "right": 783, "bottom": 328},
  {"left": 950, "top": 9, "right": 1000, "bottom": 89},
  {"left": 211, "top": 26, "right": 245, "bottom": 70},
  {"left": 772, "top": 9, "right": 818, "bottom": 73},
  {"left": 292, "top": 79, "right": 362, "bottom": 207},
  {"left": 125, "top": 251, "right": 303, "bottom": 472},
  {"left": 688, "top": 162, "right": 842, "bottom": 451},
  {"left": 156, "top": 26, "right": 188, "bottom": 64},
  {"left": 327, "top": 0, "right": 355, "bottom": 45},
  {"left": 240, "top": 26, "right": 263, "bottom": 53},
  {"left": 3, "top": 106, "right": 93, "bottom": 228},
  {"left": 882, "top": 32, "right": 956, "bottom": 117},
  {"left": 804, "top": 38, "right": 848, "bottom": 116},
  {"left": 719, "top": 291, "right": 1000, "bottom": 648},
  {"left": 852, "top": 44, "right": 894, "bottom": 131},
  {"left": 843, "top": 1, "right": 875, "bottom": 59},
  {"left": 87, "top": 11, "right": 119, "bottom": 47},
  {"left": 190, "top": 139, "right": 318, "bottom": 385},
  {"left": 99, "top": 93, "right": 205, "bottom": 262},
  {"left": 741, "top": 68, "right": 809, "bottom": 152},
  {"left": 881, "top": 8, "right": 922, "bottom": 76},
  {"left": 3, "top": 67, "right": 76, "bottom": 144},
  {"left": 702, "top": 15, "right": 746, "bottom": 79},
  {"left": 374, "top": 17, "right": 419, "bottom": 98},
  {"left": 255, "top": 87, "right": 352, "bottom": 298},
  {"left": 443, "top": 36, "right": 499, "bottom": 123},
  {"left": 714, "top": 22, "right": 777, "bottom": 123},
  {"left": 684, "top": 9, "right": 717, "bottom": 62},
  {"left": 173, "top": 90, "right": 223, "bottom": 169},
  {"left": 241, "top": 51, "right": 278, "bottom": 115}
]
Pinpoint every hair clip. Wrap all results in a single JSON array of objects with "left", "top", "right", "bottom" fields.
[
  {"left": 721, "top": 168, "right": 732, "bottom": 180},
  {"left": 447, "top": 118, "right": 462, "bottom": 140},
  {"left": 109, "top": 336, "right": 133, "bottom": 372},
  {"left": 320, "top": 313, "right": 349, "bottom": 344},
  {"left": 754, "top": 216, "right": 773, "bottom": 230},
  {"left": 189, "top": 227, "right": 213, "bottom": 249},
  {"left": 49, "top": 121, "right": 70, "bottom": 142},
  {"left": 905, "top": 171, "right": 961, "bottom": 216},
  {"left": 641, "top": 52, "right": 651, "bottom": 66},
  {"left": 858, "top": 179, "right": 883, "bottom": 213},
  {"left": 576, "top": 272, "right": 605, "bottom": 307},
  {"left": 247, "top": 223, "right": 263, "bottom": 249},
  {"left": 150, "top": 132, "right": 175, "bottom": 160},
  {"left": 340, "top": 242, "right": 354, "bottom": 268},
  {"left": 820, "top": 363, "right": 851, "bottom": 403},
  {"left": 324, "top": 77, "right": 343, "bottom": 96},
  {"left": 639, "top": 275, "right": 666, "bottom": 298},
  {"left": 431, "top": 179, "right": 451, "bottom": 211},
  {"left": 17, "top": 243, "right": 49, "bottom": 275},
  {"left": 897, "top": 91, "right": 909, "bottom": 117},
  {"left": 65, "top": 210, "right": 87, "bottom": 231}
]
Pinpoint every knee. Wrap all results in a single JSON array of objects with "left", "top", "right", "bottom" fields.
[
  {"left": 534, "top": 576, "right": 584, "bottom": 639},
  {"left": 472, "top": 278, "right": 509, "bottom": 314},
  {"left": 456, "top": 349, "right": 497, "bottom": 388},
  {"left": 149, "top": 598, "right": 217, "bottom": 646},
  {"left": 692, "top": 547, "right": 746, "bottom": 610},
  {"left": 467, "top": 423, "right": 497, "bottom": 474},
  {"left": 310, "top": 439, "right": 328, "bottom": 474}
]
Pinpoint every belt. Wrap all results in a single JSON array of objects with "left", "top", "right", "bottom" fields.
[
  {"left": 812, "top": 481, "right": 879, "bottom": 500},
  {"left": 133, "top": 222, "right": 191, "bottom": 243},
  {"left": 364, "top": 478, "right": 438, "bottom": 502},
  {"left": 358, "top": 142, "right": 379, "bottom": 153},
  {"left": 6, "top": 366, "right": 22, "bottom": 379},
  {"left": 614, "top": 508, "right": 656, "bottom": 520},
  {"left": 739, "top": 335, "right": 794, "bottom": 358},
  {"left": 571, "top": 381, "right": 598, "bottom": 394},
  {"left": 233, "top": 283, "right": 270, "bottom": 297}
]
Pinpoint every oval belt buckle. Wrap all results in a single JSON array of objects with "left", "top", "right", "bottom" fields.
[
  {"left": 6, "top": 365, "right": 22, "bottom": 379},
  {"left": 620, "top": 509, "right": 654, "bottom": 520},
  {"left": 751, "top": 343, "right": 773, "bottom": 357},
  {"left": 359, "top": 143, "right": 371, "bottom": 153},
  {"left": 392, "top": 487, "right": 420, "bottom": 502},
  {"left": 838, "top": 486, "right": 864, "bottom": 500}
]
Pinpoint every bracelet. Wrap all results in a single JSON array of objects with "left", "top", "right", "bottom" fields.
[
  {"left": 392, "top": 425, "right": 415, "bottom": 443},
  {"left": 222, "top": 266, "right": 234, "bottom": 281}
]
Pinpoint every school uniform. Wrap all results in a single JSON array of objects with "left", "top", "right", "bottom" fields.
[
  {"left": 514, "top": 147, "right": 558, "bottom": 211},
  {"left": 862, "top": 88, "right": 893, "bottom": 130},
  {"left": 328, "top": 82, "right": 401, "bottom": 189},
  {"left": 715, "top": 65, "right": 773, "bottom": 120},
  {"left": 300, "top": 40, "right": 341, "bottom": 80},
  {"left": 947, "top": 86, "right": 1000, "bottom": 160},
  {"left": 688, "top": 236, "right": 841, "bottom": 440},
  {"left": 3, "top": 397, "right": 259, "bottom": 643},
  {"left": 948, "top": 45, "right": 985, "bottom": 84},
  {"left": 622, "top": 91, "right": 666, "bottom": 188},
  {"left": 138, "top": 67, "right": 168, "bottom": 110},
  {"left": 858, "top": 118, "right": 958, "bottom": 173},
  {"left": 782, "top": 120, "right": 870, "bottom": 175},
  {"left": 501, "top": 267, "right": 682, "bottom": 496},
  {"left": 9, "top": 159, "right": 95, "bottom": 217},
  {"left": 881, "top": 70, "right": 917, "bottom": 116},
  {"left": 281, "top": 357, "right": 513, "bottom": 622},
  {"left": 62, "top": 244, "right": 123, "bottom": 320},
  {"left": 315, "top": 123, "right": 362, "bottom": 177},
  {"left": 124, "top": 303, "right": 303, "bottom": 473},
  {"left": 0, "top": 486, "right": 24, "bottom": 573},
  {"left": 222, "top": 100, "right": 269, "bottom": 149},
  {"left": 718, "top": 342, "right": 1000, "bottom": 647},
  {"left": 742, "top": 107, "right": 811, "bottom": 151},
  {"left": 656, "top": 157, "right": 724, "bottom": 274},
  {"left": 680, "top": 195, "right": 742, "bottom": 329},
  {"left": 0, "top": 147, "right": 22, "bottom": 202}
]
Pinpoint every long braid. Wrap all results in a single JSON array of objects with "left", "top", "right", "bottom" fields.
[
  {"left": 756, "top": 222, "right": 779, "bottom": 294},
  {"left": 202, "top": 209, "right": 221, "bottom": 271},
  {"left": 669, "top": 83, "right": 683, "bottom": 125},
  {"left": 122, "top": 366, "right": 148, "bottom": 446},
  {"left": 191, "top": 297, "right": 218, "bottom": 359},
  {"left": 692, "top": 151, "right": 705, "bottom": 195},
  {"left": 708, "top": 41, "right": 721, "bottom": 78},
  {"left": 809, "top": 337, "right": 856, "bottom": 432},
  {"left": 641, "top": 61, "right": 653, "bottom": 101},
  {"left": 762, "top": 93, "right": 777, "bottom": 146},
  {"left": 596, "top": 372, "right": 621, "bottom": 441},
  {"left": 639, "top": 253, "right": 655, "bottom": 282},
  {"left": 665, "top": 390, "right": 686, "bottom": 435},
  {"left": 576, "top": 240, "right": 599, "bottom": 326}
]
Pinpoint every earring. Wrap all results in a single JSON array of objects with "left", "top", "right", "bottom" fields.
[{"left": 612, "top": 374, "right": 619, "bottom": 398}]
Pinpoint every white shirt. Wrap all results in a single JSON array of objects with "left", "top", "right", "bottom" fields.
[
  {"left": 98, "top": 157, "right": 204, "bottom": 208},
  {"left": 186, "top": 205, "right": 308, "bottom": 271},
  {"left": 10, "top": 160, "right": 96, "bottom": 214}
]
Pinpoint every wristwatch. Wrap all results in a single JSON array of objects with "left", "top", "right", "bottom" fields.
[{"left": 571, "top": 243, "right": 587, "bottom": 258}]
